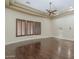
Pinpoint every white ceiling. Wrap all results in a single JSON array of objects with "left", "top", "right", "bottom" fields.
[{"left": 13, "top": 0, "right": 74, "bottom": 12}]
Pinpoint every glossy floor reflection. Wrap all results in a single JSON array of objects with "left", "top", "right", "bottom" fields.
[{"left": 16, "top": 38, "right": 74, "bottom": 59}]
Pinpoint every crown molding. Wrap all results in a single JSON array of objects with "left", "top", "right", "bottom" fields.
[
  {"left": 9, "top": 5, "right": 48, "bottom": 18},
  {"left": 51, "top": 10, "right": 74, "bottom": 19}
]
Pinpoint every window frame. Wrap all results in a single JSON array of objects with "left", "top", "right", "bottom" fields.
[{"left": 16, "top": 19, "right": 41, "bottom": 37}]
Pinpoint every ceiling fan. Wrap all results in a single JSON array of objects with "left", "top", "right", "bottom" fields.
[{"left": 46, "top": 1, "right": 57, "bottom": 16}]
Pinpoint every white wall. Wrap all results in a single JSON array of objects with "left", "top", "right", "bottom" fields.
[
  {"left": 51, "top": 14, "right": 74, "bottom": 41},
  {"left": 5, "top": 8, "right": 52, "bottom": 45},
  {"left": 5, "top": 8, "right": 74, "bottom": 45}
]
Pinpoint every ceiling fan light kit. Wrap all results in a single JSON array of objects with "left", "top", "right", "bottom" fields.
[{"left": 46, "top": 1, "right": 57, "bottom": 16}]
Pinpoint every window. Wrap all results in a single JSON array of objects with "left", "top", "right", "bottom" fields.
[
  {"left": 21, "top": 20, "right": 26, "bottom": 36},
  {"left": 16, "top": 19, "right": 41, "bottom": 37},
  {"left": 16, "top": 19, "right": 21, "bottom": 36},
  {"left": 16, "top": 19, "right": 26, "bottom": 37}
]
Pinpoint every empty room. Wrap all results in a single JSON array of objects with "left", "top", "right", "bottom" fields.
[{"left": 5, "top": 0, "right": 74, "bottom": 59}]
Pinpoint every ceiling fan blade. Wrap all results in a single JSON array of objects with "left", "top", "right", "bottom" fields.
[
  {"left": 51, "top": 12, "right": 55, "bottom": 15},
  {"left": 51, "top": 10, "right": 57, "bottom": 14},
  {"left": 49, "top": 13, "right": 51, "bottom": 16},
  {"left": 52, "top": 10, "right": 57, "bottom": 12}
]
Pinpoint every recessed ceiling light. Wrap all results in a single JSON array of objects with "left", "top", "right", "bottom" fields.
[
  {"left": 26, "top": 1, "right": 30, "bottom": 4},
  {"left": 68, "top": 6, "right": 74, "bottom": 11},
  {"left": 65, "top": 6, "right": 74, "bottom": 12}
]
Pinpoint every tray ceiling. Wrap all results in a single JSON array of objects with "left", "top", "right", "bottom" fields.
[{"left": 13, "top": 0, "right": 74, "bottom": 12}]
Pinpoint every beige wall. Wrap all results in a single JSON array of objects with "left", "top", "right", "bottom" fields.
[
  {"left": 51, "top": 14, "right": 74, "bottom": 40},
  {"left": 5, "top": 8, "right": 52, "bottom": 45}
]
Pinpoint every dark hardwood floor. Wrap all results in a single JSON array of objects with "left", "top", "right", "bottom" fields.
[{"left": 15, "top": 39, "right": 74, "bottom": 59}]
